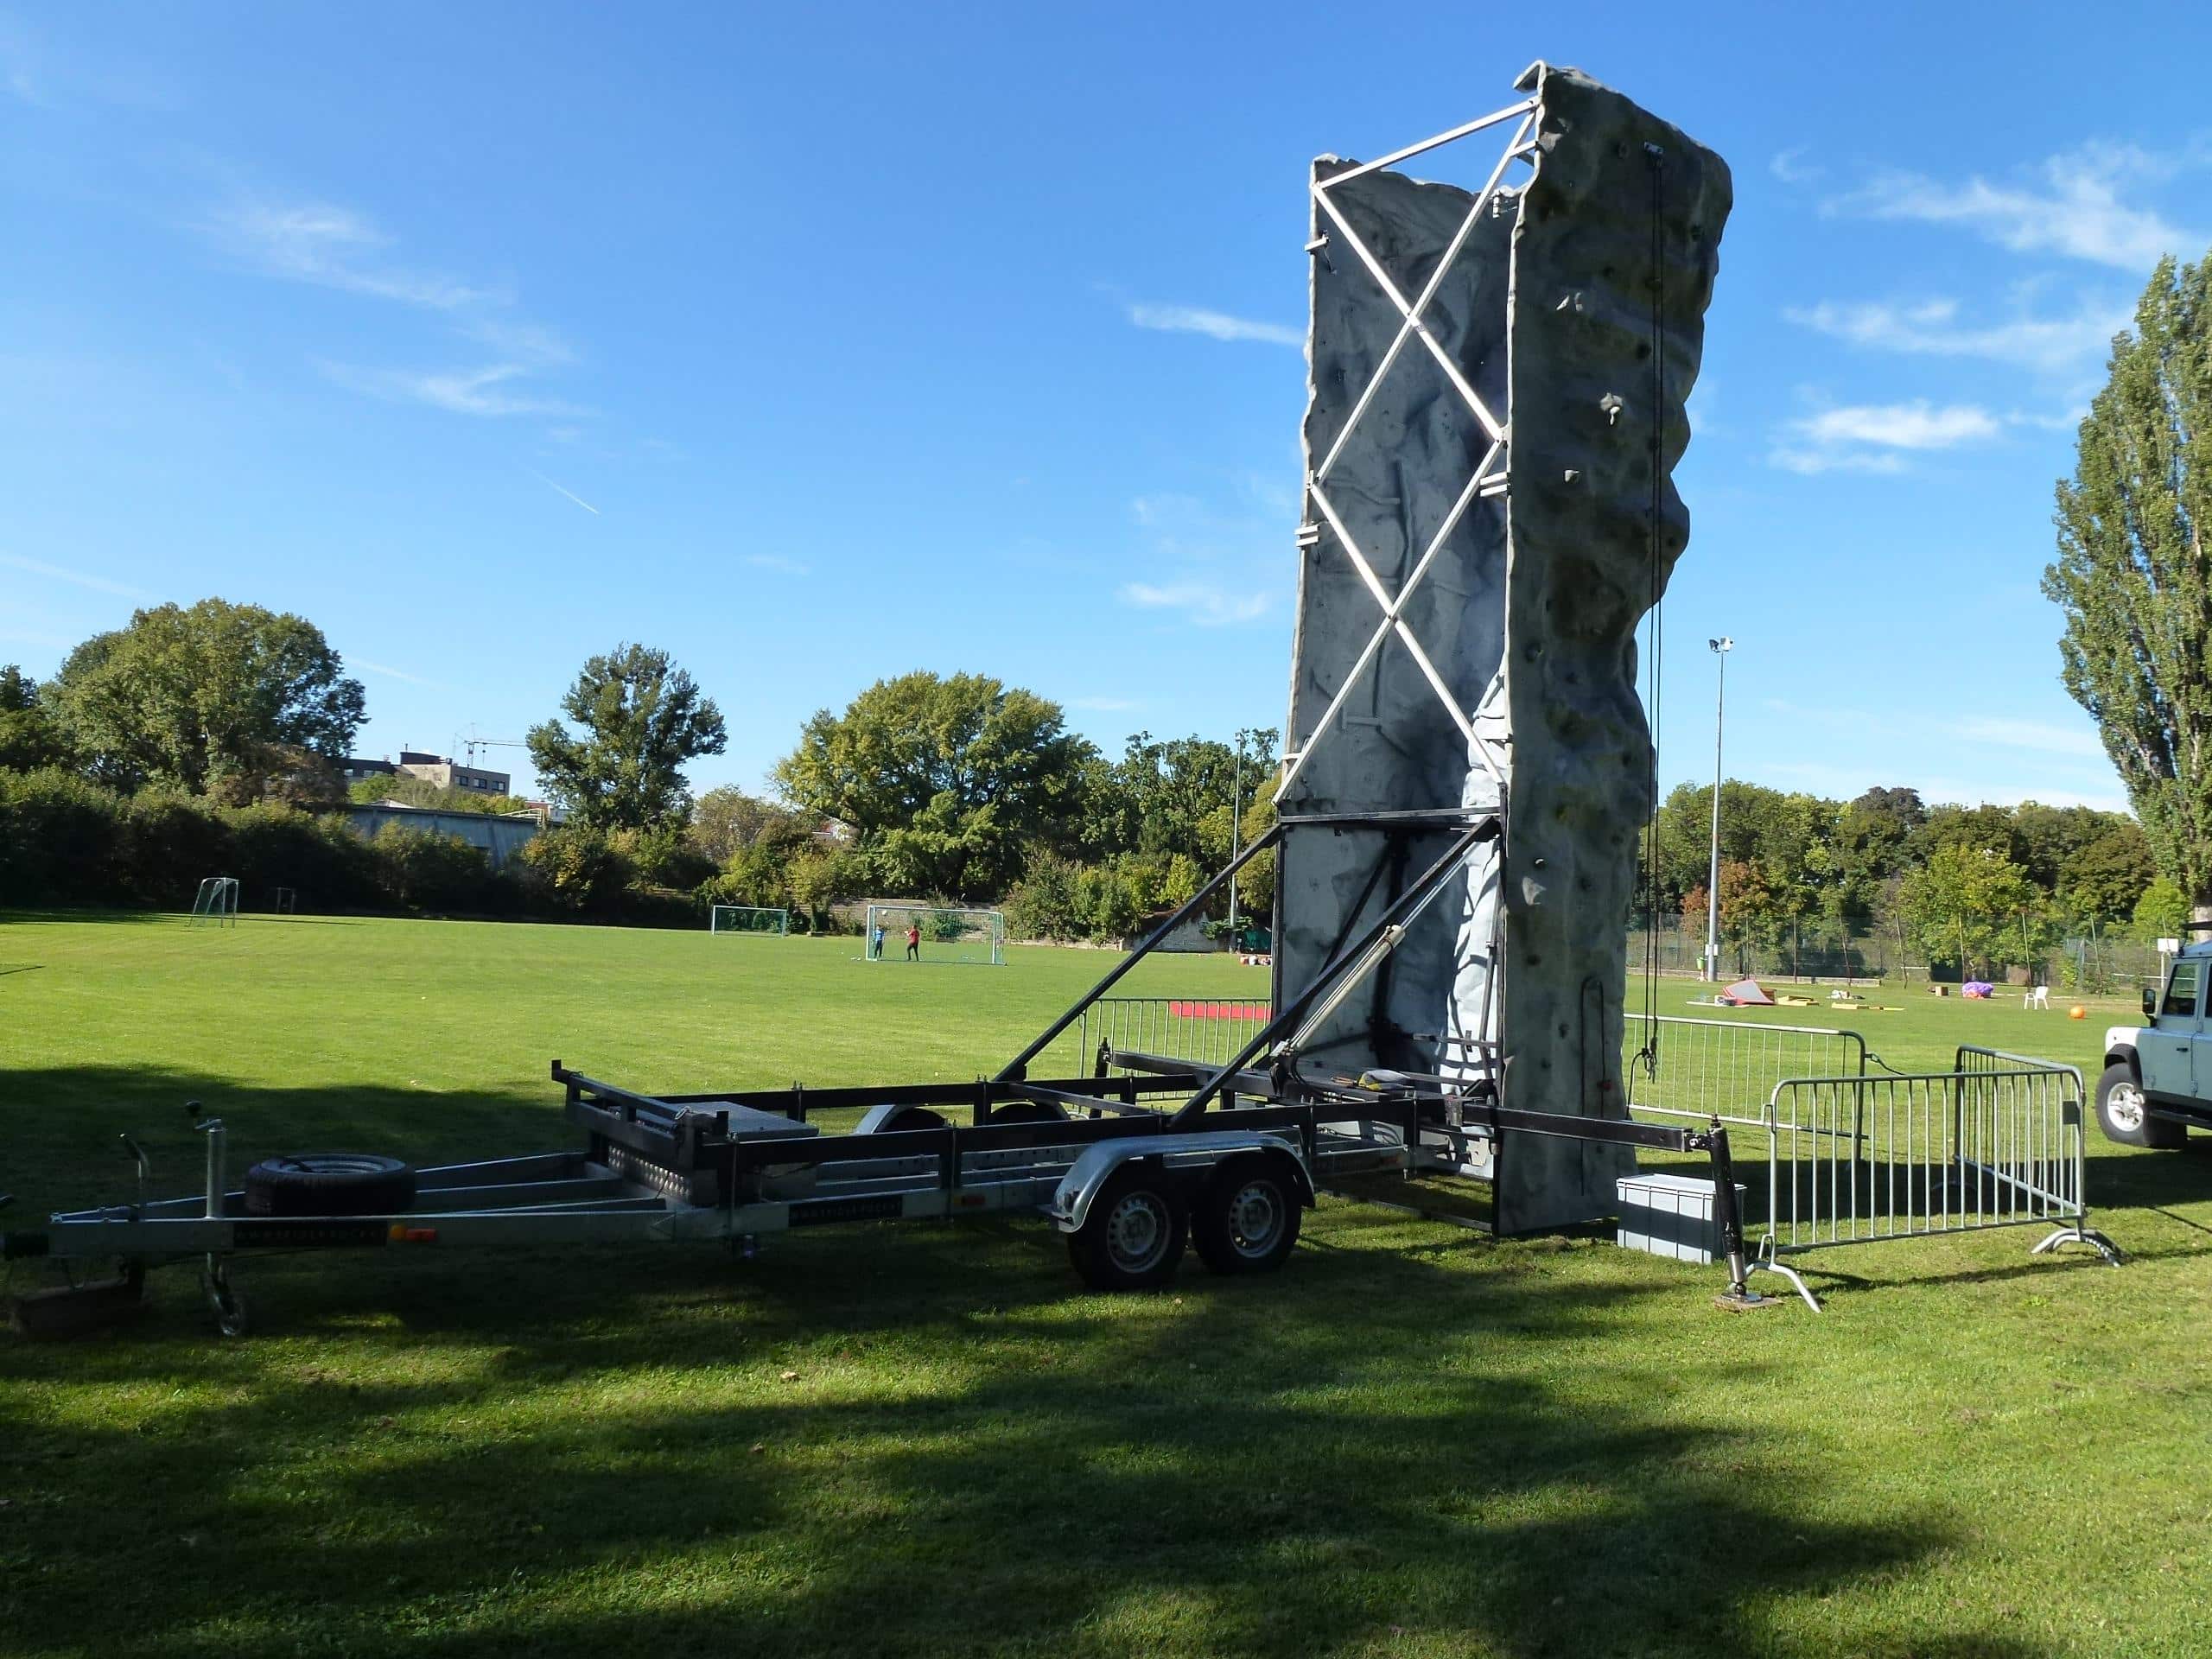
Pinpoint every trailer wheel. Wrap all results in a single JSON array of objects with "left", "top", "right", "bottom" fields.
[
  {"left": 986, "top": 1102, "right": 1065, "bottom": 1126},
  {"left": 866, "top": 1106, "right": 949, "bottom": 1135},
  {"left": 244, "top": 1153, "right": 416, "bottom": 1217},
  {"left": 2096, "top": 1063, "right": 2186, "bottom": 1149},
  {"left": 1192, "top": 1154, "right": 1302, "bottom": 1275},
  {"left": 1067, "top": 1165, "right": 1186, "bottom": 1292}
]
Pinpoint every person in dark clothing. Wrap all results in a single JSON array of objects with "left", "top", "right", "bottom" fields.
[{"left": 905, "top": 922, "right": 920, "bottom": 961}]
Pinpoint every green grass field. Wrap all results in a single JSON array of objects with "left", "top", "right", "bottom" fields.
[{"left": 4, "top": 912, "right": 2210, "bottom": 1657}]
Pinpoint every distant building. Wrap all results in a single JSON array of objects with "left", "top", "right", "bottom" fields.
[
  {"left": 340, "top": 756, "right": 397, "bottom": 785},
  {"left": 394, "top": 750, "right": 512, "bottom": 796},
  {"left": 341, "top": 802, "right": 542, "bottom": 868}
]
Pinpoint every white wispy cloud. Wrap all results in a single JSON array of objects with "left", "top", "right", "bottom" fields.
[
  {"left": 0, "top": 551, "right": 156, "bottom": 601},
  {"left": 464, "top": 317, "right": 575, "bottom": 367},
  {"left": 1762, "top": 758, "right": 2127, "bottom": 813},
  {"left": 213, "top": 198, "right": 500, "bottom": 310},
  {"left": 744, "top": 554, "right": 810, "bottom": 575},
  {"left": 1948, "top": 715, "right": 2107, "bottom": 760},
  {"left": 528, "top": 471, "right": 600, "bottom": 515},
  {"left": 1119, "top": 581, "right": 1271, "bottom": 626},
  {"left": 1770, "top": 148, "right": 1821, "bottom": 186},
  {"left": 354, "top": 658, "right": 452, "bottom": 690},
  {"left": 1770, "top": 400, "right": 1999, "bottom": 474},
  {"left": 1784, "top": 295, "right": 2127, "bottom": 375},
  {"left": 1822, "top": 143, "right": 2208, "bottom": 271},
  {"left": 0, "top": 628, "right": 75, "bottom": 651},
  {"left": 315, "top": 360, "right": 585, "bottom": 419},
  {"left": 208, "top": 191, "right": 588, "bottom": 423},
  {"left": 1127, "top": 302, "right": 1302, "bottom": 348}
]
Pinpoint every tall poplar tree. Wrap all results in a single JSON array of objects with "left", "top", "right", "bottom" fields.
[{"left": 2044, "top": 252, "right": 2212, "bottom": 919}]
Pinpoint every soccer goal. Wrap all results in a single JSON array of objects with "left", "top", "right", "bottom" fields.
[
  {"left": 189, "top": 875, "right": 239, "bottom": 928},
  {"left": 863, "top": 904, "right": 1005, "bottom": 966},
  {"left": 711, "top": 905, "right": 790, "bottom": 936}
]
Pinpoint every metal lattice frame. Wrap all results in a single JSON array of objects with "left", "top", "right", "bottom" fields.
[{"left": 1276, "top": 98, "right": 1540, "bottom": 802}]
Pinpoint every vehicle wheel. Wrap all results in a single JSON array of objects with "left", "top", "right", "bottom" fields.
[
  {"left": 2096, "top": 1063, "right": 2186, "bottom": 1149},
  {"left": 1066, "top": 1165, "right": 1186, "bottom": 1291},
  {"left": 865, "top": 1105, "right": 949, "bottom": 1135},
  {"left": 243, "top": 1153, "right": 416, "bottom": 1217},
  {"left": 985, "top": 1101, "right": 1065, "bottom": 1126},
  {"left": 1192, "top": 1154, "right": 1303, "bottom": 1275}
]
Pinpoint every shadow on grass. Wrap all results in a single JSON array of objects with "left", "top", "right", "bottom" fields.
[{"left": 1, "top": 1067, "right": 2053, "bottom": 1658}]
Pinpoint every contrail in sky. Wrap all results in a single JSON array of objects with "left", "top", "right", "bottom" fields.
[{"left": 528, "top": 469, "right": 601, "bottom": 515}]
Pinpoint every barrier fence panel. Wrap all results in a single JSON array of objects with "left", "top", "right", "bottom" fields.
[
  {"left": 1757, "top": 1050, "right": 2119, "bottom": 1265},
  {"left": 1624, "top": 1015, "right": 1870, "bottom": 1129},
  {"left": 1069, "top": 997, "right": 1274, "bottom": 1077}
]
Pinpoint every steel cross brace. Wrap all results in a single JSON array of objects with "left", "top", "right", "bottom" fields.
[{"left": 1279, "top": 98, "right": 1540, "bottom": 802}]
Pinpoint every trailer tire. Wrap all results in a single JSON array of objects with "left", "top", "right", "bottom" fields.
[
  {"left": 243, "top": 1153, "right": 416, "bottom": 1217},
  {"left": 1192, "top": 1153, "right": 1302, "bottom": 1275},
  {"left": 986, "top": 1102, "right": 1065, "bottom": 1125},
  {"left": 1067, "top": 1164, "right": 1186, "bottom": 1292},
  {"left": 866, "top": 1106, "right": 949, "bottom": 1135},
  {"left": 2096, "top": 1063, "right": 2185, "bottom": 1149}
]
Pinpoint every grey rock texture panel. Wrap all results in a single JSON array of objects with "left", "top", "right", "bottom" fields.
[
  {"left": 1276, "top": 164, "right": 1511, "bottom": 1085},
  {"left": 1277, "top": 64, "right": 1731, "bottom": 1231}
]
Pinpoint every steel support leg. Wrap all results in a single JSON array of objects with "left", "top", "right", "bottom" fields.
[{"left": 1707, "top": 1124, "right": 1817, "bottom": 1313}]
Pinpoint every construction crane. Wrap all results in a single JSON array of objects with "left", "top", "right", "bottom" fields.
[{"left": 454, "top": 728, "right": 530, "bottom": 766}]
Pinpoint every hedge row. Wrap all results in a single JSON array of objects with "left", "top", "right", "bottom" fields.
[{"left": 0, "top": 767, "right": 694, "bottom": 925}]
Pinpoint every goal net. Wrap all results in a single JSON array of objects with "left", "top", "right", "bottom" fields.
[
  {"left": 710, "top": 905, "right": 789, "bottom": 936},
  {"left": 189, "top": 875, "right": 239, "bottom": 928},
  {"left": 863, "top": 904, "right": 1005, "bottom": 965}
]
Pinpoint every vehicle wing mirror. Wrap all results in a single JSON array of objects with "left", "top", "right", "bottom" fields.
[{"left": 2143, "top": 988, "right": 2158, "bottom": 1019}]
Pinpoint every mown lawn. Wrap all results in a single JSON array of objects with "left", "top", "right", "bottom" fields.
[{"left": 3, "top": 912, "right": 2209, "bottom": 1657}]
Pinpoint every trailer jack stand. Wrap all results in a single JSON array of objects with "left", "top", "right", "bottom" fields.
[
  {"left": 200, "top": 1257, "right": 247, "bottom": 1338},
  {"left": 1703, "top": 1124, "right": 1819, "bottom": 1313}
]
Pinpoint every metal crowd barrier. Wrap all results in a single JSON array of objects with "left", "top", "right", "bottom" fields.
[
  {"left": 1069, "top": 996, "right": 1274, "bottom": 1076},
  {"left": 1625, "top": 1014, "right": 1873, "bottom": 1129},
  {"left": 1753, "top": 1045, "right": 2120, "bottom": 1272}
]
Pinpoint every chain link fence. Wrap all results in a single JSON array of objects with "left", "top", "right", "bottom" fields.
[{"left": 1629, "top": 913, "right": 2169, "bottom": 991}]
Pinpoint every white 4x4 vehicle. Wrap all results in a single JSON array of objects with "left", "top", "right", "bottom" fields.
[{"left": 2099, "top": 947, "right": 2212, "bottom": 1149}]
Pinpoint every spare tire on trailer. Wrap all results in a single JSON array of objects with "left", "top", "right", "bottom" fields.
[{"left": 244, "top": 1153, "right": 416, "bottom": 1217}]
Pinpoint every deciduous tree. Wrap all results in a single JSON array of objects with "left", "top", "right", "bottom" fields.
[
  {"left": 2044, "top": 251, "right": 2212, "bottom": 918},
  {"left": 690, "top": 786, "right": 798, "bottom": 865},
  {"left": 528, "top": 644, "right": 727, "bottom": 830},
  {"left": 0, "top": 666, "right": 67, "bottom": 772},
  {"left": 773, "top": 671, "right": 1091, "bottom": 900},
  {"left": 48, "top": 600, "right": 364, "bottom": 799},
  {"left": 1897, "top": 843, "right": 2039, "bottom": 976}
]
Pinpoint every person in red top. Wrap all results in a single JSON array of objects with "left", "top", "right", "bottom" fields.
[{"left": 905, "top": 922, "right": 920, "bottom": 961}]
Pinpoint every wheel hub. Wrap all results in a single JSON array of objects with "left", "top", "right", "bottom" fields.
[
  {"left": 1227, "top": 1181, "right": 1283, "bottom": 1256},
  {"left": 1106, "top": 1192, "right": 1168, "bottom": 1271},
  {"left": 2107, "top": 1081, "right": 2146, "bottom": 1132}
]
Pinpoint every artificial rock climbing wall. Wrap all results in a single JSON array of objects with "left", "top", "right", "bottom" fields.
[{"left": 1276, "top": 62, "right": 1731, "bottom": 1232}]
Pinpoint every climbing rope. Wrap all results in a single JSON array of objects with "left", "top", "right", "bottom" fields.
[{"left": 1633, "top": 141, "right": 1668, "bottom": 1084}]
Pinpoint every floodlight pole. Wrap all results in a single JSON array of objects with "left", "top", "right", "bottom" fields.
[
  {"left": 1705, "top": 636, "right": 1732, "bottom": 982},
  {"left": 1227, "top": 733, "right": 1247, "bottom": 937}
]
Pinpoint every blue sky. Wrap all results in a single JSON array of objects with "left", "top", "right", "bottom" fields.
[{"left": 3, "top": 2, "right": 2205, "bottom": 812}]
